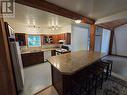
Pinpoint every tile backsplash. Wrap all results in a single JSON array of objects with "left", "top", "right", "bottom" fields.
[{"left": 20, "top": 44, "right": 60, "bottom": 52}]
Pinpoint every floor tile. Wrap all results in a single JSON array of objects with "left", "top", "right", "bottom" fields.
[{"left": 23, "top": 62, "right": 52, "bottom": 95}]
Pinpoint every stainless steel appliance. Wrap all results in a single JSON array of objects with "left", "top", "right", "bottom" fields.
[{"left": 4, "top": 22, "right": 24, "bottom": 93}]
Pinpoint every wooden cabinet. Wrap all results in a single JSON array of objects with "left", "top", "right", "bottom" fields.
[
  {"left": 52, "top": 35, "right": 58, "bottom": 44},
  {"left": 43, "top": 35, "right": 53, "bottom": 44},
  {"left": 15, "top": 33, "right": 26, "bottom": 46},
  {"left": 33, "top": 33, "right": 71, "bottom": 45},
  {"left": 57, "top": 33, "right": 71, "bottom": 45},
  {"left": 51, "top": 50, "right": 56, "bottom": 56},
  {"left": 64, "top": 33, "right": 71, "bottom": 45},
  {"left": 52, "top": 33, "right": 71, "bottom": 45},
  {"left": 57, "top": 34, "right": 65, "bottom": 41},
  {"left": 21, "top": 52, "right": 44, "bottom": 67}
]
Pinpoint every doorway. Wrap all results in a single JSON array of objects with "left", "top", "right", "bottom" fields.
[{"left": 95, "top": 27, "right": 111, "bottom": 54}]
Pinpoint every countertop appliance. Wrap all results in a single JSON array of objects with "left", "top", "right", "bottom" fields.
[
  {"left": 4, "top": 22, "right": 24, "bottom": 93},
  {"left": 56, "top": 45, "right": 70, "bottom": 55}
]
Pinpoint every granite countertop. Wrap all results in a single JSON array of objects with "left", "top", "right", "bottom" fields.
[
  {"left": 47, "top": 50, "right": 106, "bottom": 75},
  {"left": 21, "top": 48, "right": 57, "bottom": 54}
]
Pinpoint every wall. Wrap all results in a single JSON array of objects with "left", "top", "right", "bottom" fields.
[
  {"left": 71, "top": 24, "right": 89, "bottom": 51},
  {"left": 112, "top": 24, "right": 127, "bottom": 56}
]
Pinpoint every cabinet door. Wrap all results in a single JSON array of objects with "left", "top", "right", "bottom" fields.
[
  {"left": 15, "top": 33, "right": 26, "bottom": 46},
  {"left": 21, "top": 52, "right": 44, "bottom": 67},
  {"left": 52, "top": 35, "right": 58, "bottom": 44},
  {"left": 64, "top": 33, "right": 71, "bottom": 45},
  {"left": 58, "top": 34, "right": 65, "bottom": 40}
]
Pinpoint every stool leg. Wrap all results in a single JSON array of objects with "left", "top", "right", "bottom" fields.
[
  {"left": 94, "top": 77, "right": 98, "bottom": 95},
  {"left": 109, "top": 63, "right": 113, "bottom": 76},
  {"left": 105, "top": 64, "right": 109, "bottom": 81},
  {"left": 100, "top": 72, "right": 104, "bottom": 89}
]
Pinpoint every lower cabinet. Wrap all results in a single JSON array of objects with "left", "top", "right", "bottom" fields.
[
  {"left": 44, "top": 51, "right": 51, "bottom": 61},
  {"left": 21, "top": 52, "right": 44, "bottom": 67},
  {"left": 44, "top": 50, "right": 56, "bottom": 61},
  {"left": 51, "top": 50, "right": 56, "bottom": 56}
]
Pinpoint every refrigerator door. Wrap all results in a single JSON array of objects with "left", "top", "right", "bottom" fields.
[{"left": 9, "top": 42, "right": 24, "bottom": 92}]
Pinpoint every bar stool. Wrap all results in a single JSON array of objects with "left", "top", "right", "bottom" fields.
[
  {"left": 71, "top": 65, "right": 105, "bottom": 95},
  {"left": 96, "top": 59, "right": 113, "bottom": 81},
  {"left": 101, "top": 59, "right": 113, "bottom": 76},
  {"left": 71, "top": 69, "right": 94, "bottom": 95},
  {"left": 86, "top": 66, "right": 105, "bottom": 95}
]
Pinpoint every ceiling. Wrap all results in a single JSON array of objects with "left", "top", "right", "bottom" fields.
[
  {"left": 4, "top": 3, "right": 74, "bottom": 27},
  {"left": 46, "top": 0, "right": 127, "bottom": 20},
  {"left": 4, "top": 1, "right": 127, "bottom": 30}
]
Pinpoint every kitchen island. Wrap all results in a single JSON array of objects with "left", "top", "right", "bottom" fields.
[{"left": 47, "top": 50, "right": 106, "bottom": 95}]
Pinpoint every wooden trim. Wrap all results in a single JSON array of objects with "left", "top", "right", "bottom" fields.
[
  {"left": 25, "top": 34, "right": 28, "bottom": 46},
  {"left": 114, "top": 23, "right": 127, "bottom": 29},
  {"left": 34, "top": 85, "right": 52, "bottom": 95},
  {"left": 89, "top": 24, "right": 96, "bottom": 51},
  {"left": 82, "top": 17, "right": 95, "bottom": 25},
  {"left": 0, "top": 19, "right": 16, "bottom": 95},
  {"left": 15, "top": 0, "right": 94, "bottom": 24},
  {"left": 111, "top": 54, "right": 127, "bottom": 58},
  {"left": 96, "top": 25, "right": 112, "bottom": 30},
  {"left": 108, "top": 29, "right": 114, "bottom": 55}
]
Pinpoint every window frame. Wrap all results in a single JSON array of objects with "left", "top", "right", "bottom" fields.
[{"left": 27, "top": 34, "right": 42, "bottom": 47}]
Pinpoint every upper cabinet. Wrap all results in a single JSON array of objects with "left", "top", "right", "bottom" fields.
[
  {"left": 43, "top": 35, "right": 53, "bottom": 44},
  {"left": 57, "top": 33, "right": 71, "bottom": 45},
  {"left": 15, "top": 33, "right": 26, "bottom": 46},
  {"left": 15, "top": 33, "right": 71, "bottom": 46},
  {"left": 42, "top": 33, "right": 71, "bottom": 45},
  {"left": 65, "top": 33, "right": 71, "bottom": 45}
]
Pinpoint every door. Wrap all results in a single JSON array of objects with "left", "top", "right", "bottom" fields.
[
  {"left": 71, "top": 24, "right": 89, "bottom": 52},
  {"left": 101, "top": 29, "right": 111, "bottom": 54},
  {"left": 94, "top": 27, "right": 103, "bottom": 52}
]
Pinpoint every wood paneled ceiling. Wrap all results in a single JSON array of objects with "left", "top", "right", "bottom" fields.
[{"left": 97, "top": 19, "right": 127, "bottom": 30}]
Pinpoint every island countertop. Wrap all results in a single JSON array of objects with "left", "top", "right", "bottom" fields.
[{"left": 47, "top": 50, "right": 106, "bottom": 75}]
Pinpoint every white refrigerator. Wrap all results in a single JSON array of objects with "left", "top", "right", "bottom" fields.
[{"left": 5, "top": 22, "right": 24, "bottom": 93}]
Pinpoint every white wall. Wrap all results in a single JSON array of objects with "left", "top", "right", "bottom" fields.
[
  {"left": 101, "top": 29, "right": 111, "bottom": 54},
  {"left": 112, "top": 24, "right": 127, "bottom": 56},
  {"left": 71, "top": 24, "right": 89, "bottom": 52}
]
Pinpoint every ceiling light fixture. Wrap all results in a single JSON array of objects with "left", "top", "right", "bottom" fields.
[
  {"left": 48, "top": 25, "right": 60, "bottom": 31},
  {"left": 75, "top": 20, "right": 81, "bottom": 24},
  {"left": 27, "top": 25, "right": 40, "bottom": 29}
]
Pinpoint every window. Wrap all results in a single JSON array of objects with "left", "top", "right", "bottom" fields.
[{"left": 28, "top": 35, "right": 41, "bottom": 47}]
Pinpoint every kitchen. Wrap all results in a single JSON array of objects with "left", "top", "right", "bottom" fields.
[
  {"left": 3, "top": 3, "right": 91, "bottom": 95},
  {"left": 1, "top": 0, "right": 127, "bottom": 95},
  {"left": 4, "top": 3, "right": 73, "bottom": 68}
]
